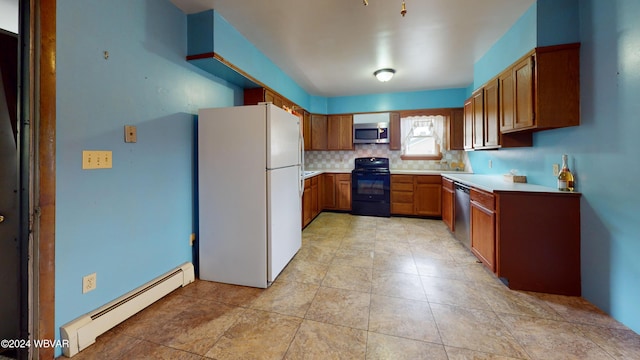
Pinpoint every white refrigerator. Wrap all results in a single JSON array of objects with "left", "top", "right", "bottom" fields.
[{"left": 198, "top": 103, "right": 303, "bottom": 288}]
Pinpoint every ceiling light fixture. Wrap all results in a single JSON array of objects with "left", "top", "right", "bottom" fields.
[
  {"left": 374, "top": 68, "right": 395, "bottom": 82},
  {"left": 360, "top": 1, "right": 407, "bottom": 16}
]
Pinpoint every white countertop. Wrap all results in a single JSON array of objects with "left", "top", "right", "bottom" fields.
[
  {"left": 303, "top": 169, "right": 471, "bottom": 179},
  {"left": 442, "top": 173, "right": 580, "bottom": 194}
]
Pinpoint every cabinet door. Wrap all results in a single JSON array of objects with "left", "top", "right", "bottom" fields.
[
  {"left": 389, "top": 112, "right": 401, "bottom": 150},
  {"left": 499, "top": 69, "right": 515, "bottom": 132},
  {"left": 513, "top": 55, "right": 535, "bottom": 129},
  {"left": 328, "top": 115, "right": 353, "bottom": 150},
  {"left": 472, "top": 90, "right": 484, "bottom": 148},
  {"left": 484, "top": 80, "right": 500, "bottom": 147},
  {"left": 449, "top": 108, "right": 464, "bottom": 150},
  {"left": 414, "top": 176, "right": 441, "bottom": 217},
  {"left": 311, "top": 177, "right": 319, "bottom": 218},
  {"left": 441, "top": 178, "right": 454, "bottom": 231},
  {"left": 302, "top": 111, "right": 311, "bottom": 151},
  {"left": 302, "top": 180, "right": 312, "bottom": 227},
  {"left": 463, "top": 98, "right": 474, "bottom": 150},
  {"left": 311, "top": 114, "right": 328, "bottom": 150},
  {"left": 470, "top": 188, "right": 495, "bottom": 272},
  {"left": 322, "top": 173, "right": 336, "bottom": 209},
  {"left": 335, "top": 174, "right": 351, "bottom": 210}
]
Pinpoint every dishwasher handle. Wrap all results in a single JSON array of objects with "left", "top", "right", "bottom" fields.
[{"left": 454, "top": 183, "right": 470, "bottom": 194}]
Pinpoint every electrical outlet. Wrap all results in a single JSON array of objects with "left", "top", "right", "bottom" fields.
[
  {"left": 553, "top": 164, "right": 560, "bottom": 176},
  {"left": 83, "top": 273, "right": 97, "bottom": 293}
]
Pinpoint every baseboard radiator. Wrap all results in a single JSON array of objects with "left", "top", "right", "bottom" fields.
[{"left": 60, "top": 262, "right": 195, "bottom": 358}]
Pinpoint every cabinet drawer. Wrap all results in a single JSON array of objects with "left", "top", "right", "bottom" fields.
[
  {"left": 442, "top": 177, "right": 454, "bottom": 191},
  {"left": 471, "top": 188, "right": 494, "bottom": 211},
  {"left": 415, "top": 175, "right": 441, "bottom": 184},
  {"left": 391, "top": 175, "right": 413, "bottom": 183},
  {"left": 391, "top": 191, "right": 414, "bottom": 204},
  {"left": 391, "top": 182, "right": 414, "bottom": 191}
]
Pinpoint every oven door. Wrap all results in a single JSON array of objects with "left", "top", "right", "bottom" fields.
[{"left": 351, "top": 171, "right": 390, "bottom": 203}]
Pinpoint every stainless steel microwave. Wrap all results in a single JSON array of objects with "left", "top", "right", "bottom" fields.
[{"left": 353, "top": 122, "right": 390, "bottom": 144}]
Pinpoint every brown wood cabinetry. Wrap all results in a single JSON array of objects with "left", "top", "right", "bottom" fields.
[
  {"left": 449, "top": 108, "right": 464, "bottom": 150},
  {"left": 336, "top": 174, "right": 352, "bottom": 210},
  {"left": 452, "top": 181, "right": 582, "bottom": 295},
  {"left": 483, "top": 80, "right": 500, "bottom": 148},
  {"left": 391, "top": 175, "right": 441, "bottom": 217},
  {"left": 463, "top": 99, "right": 474, "bottom": 150},
  {"left": 244, "top": 87, "right": 297, "bottom": 110},
  {"left": 327, "top": 115, "right": 354, "bottom": 150},
  {"left": 495, "top": 191, "right": 581, "bottom": 295},
  {"left": 500, "top": 43, "right": 580, "bottom": 133},
  {"left": 322, "top": 173, "right": 351, "bottom": 211},
  {"left": 302, "top": 175, "right": 322, "bottom": 228},
  {"left": 389, "top": 112, "right": 401, "bottom": 150},
  {"left": 415, "top": 176, "right": 442, "bottom": 217},
  {"left": 470, "top": 188, "right": 496, "bottom": 271},
  {"left": 301, "top": 110, "right": 311, "bottom": 151},
  {"left": 310, "top": 114, "right": 328, "bottom": 150},
  {"left": 472, "top": 89, "right": 485, "bottom": 148},
  {"left": 391, "top": 175, "right": 414, "bottom": 215},
  {"left": 441, "top": 177, "right": 455, "bottom": 232}
]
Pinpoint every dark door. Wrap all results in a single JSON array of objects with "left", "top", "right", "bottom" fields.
[{"left": 0, "top": 29, "right": 20, "bottom": 354}]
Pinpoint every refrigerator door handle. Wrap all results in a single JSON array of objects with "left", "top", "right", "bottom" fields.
[{"left": 298, "top": 130, "right": 304, "bottom": 197}]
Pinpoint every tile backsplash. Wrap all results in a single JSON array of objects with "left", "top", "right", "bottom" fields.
[{"left": 305, "top": 144, "right": 469, "bottom": 171}]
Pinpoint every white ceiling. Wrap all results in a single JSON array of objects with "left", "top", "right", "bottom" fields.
[{"left": 170, "top": 0, "right": 535, "bottom": 97}]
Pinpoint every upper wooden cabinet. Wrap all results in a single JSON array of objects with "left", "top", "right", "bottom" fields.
[
  {"left": 301, "top": 110, "right": 311, "bottom": 151},
  {"left": 244, "top": 87, "right": 297, "bottom": 111},
  {"left": 463, "top": 99, "right": 474, "bottom": 150},
  {"left": 389, "top": 112, "right": 401, "bottom": 150},
  {"left": 327, "top": 115, "right": 354, "bottom": 150},
  {"left": 449, "top": 108, "right": 464, "bottom": 151},
  {"left": 500, "top": 43, "right": 580, "bottom": 133},
  {"left": 310, "top": 114, "right": 328, "bottom": 150},
  {"left": 472, "top": 89, "right": 485, "bottom": 148}
]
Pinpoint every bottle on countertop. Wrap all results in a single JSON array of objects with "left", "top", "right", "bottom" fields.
[{"left": 557, "top": 154, "right": 575, "bottom": 191}]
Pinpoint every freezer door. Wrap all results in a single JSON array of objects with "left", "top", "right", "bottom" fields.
[
  {"left": 267, "top": 104, "right": 301, "bottom": 169},
  {"left": 267, "top": 165, "right": 302, "bottom": 283}
]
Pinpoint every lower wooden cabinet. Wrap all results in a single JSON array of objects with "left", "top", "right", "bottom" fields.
[
  {"left": 390, "top": 175, "right": 441, "bottom": 217},
  {"left": 302, "top": 175, "right": 322, "bottom": 228},
  {"left": 322, "top": 173, "right": 351, "bottom": 211},
  {"left": 470, "top": 188, "right": 495, "bottom": 272},
  {"left": 441, "top": 177, "right": 454, "bottom": 232},
  {"left": 390, "top": 175, "right": 414, "bottom": 215}
]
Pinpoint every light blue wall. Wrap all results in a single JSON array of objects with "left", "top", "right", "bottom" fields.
[
  {"left": 187, "top": 10, "right": 311, "bottom": 110},
  {"left": 468, "top": 0, "right": 640, "bottom": 333},
  {"left": 54, "top": 0, "right": 241, "bottom": 356},
  {"left": 327, "top": 88, "right": 467, "bottom": 114}
]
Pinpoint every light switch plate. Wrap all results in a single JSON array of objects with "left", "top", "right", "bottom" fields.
[
  {"left": 124, "top": 125, "right": 137, "bottom": 143},
  {"left": 82, "top": 150, "right": 112, "bottom": 169}
]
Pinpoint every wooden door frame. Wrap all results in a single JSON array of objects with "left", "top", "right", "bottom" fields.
[{"left": 31, "top": 0, "right": 56, "bottom": 358}]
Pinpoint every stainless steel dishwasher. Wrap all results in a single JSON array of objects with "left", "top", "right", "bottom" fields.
[{"left": 454, "top": 182, "right": 471, "bottom": 249}]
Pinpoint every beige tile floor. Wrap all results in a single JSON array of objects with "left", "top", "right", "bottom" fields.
[{"left": 69, "top": 213, "right": 640, "bottom": 359}]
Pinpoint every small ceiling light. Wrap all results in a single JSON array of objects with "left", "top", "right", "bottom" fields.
[
  {"left": 363, "top": 0, "right": 368, "bottom": 5},
  {"left": 374, "top": 68, "right": 396, "bottom": 82},
  {"left": 400, "top": 0, "right": 407, "bottom": 16}
]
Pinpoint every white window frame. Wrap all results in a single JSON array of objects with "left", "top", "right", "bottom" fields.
[{"left": 400, "top": 115, "right": 446, "bottom": 160}]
